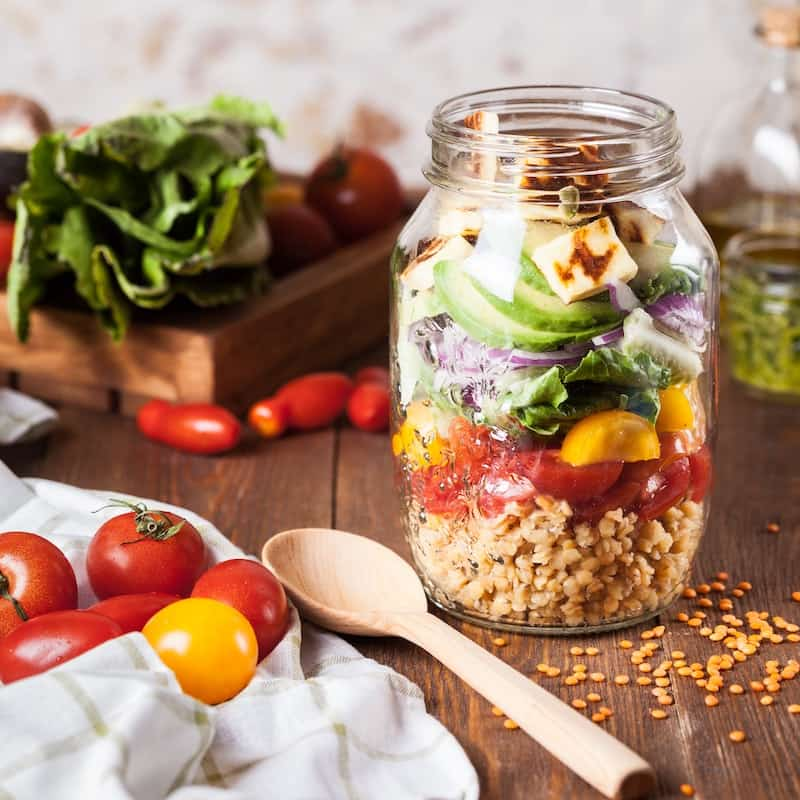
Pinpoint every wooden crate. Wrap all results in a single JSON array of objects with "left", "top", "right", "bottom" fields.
[{"left": 0, "top": 221, "right": 401, "bottom": 414}]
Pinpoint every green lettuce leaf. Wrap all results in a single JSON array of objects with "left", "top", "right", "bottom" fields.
[
  {"left": 7, "top": 96, "right": 281, "bottom": 341},
  {"left": 636, "top": 265, "right": 697, "bottom": 304},
  {"left": 503, "top": 347, "right": 667, "bottom": 436}
]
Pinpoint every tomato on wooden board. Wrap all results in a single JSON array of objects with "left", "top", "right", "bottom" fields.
[
  {"left": 88, "top": 592, "right": 180, "bottom": 634},
  {"left": 347, "top": 382, "right": 390, "bottom": 432},
  {"left": 0, "top": 532, "right": 78, "bottom": 638},
  {"left": 143, "top": 598, "right": 258, "bottom": 704},
  {"left": 0, "top": 610, "right": 122, "bottom": 683},
  {"left": 518, "top": 450, "right": 624, "bottom": 505},
  {"left": 86, "top": 501, "right": 207, "bottom": 599},
  {"left": 266, "top": 203, "right": 337, "bottom": 277},
  {"left": 354, "top": 366, "right": 390, "bottom": 387},
  {"left": 276, "top": 372, "right": 354, "bottom": 430},
  {"left": 248, "top": 396, "right": 290, "bottom": 439},
  {"left": 688, "top": 444, "right": 713, "bottom": 503},
  {"left": 136, "top": 400, "right": 241, "bottom": 455},
  {"left": 0, "top": 219, "right": 14, "bottom": 281},
  {"left": 305, "top": 146, "right": 404, "bottom": 242},
  {"left": 191, "top": 560, "right": 289, "bottom": 661}
]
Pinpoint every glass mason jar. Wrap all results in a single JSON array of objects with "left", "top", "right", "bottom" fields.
[
  {"left": 390, "top": 86, "right": 719, "bottom": 634},
  {"left": 723, "top": 229, "right": 800, "bottom": 400}
]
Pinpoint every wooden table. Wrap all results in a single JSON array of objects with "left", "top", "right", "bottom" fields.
[{"left": 2, "top": 363, "right": 798, "bottom": 800}]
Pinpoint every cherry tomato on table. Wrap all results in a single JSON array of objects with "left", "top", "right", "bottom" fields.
[
  {"left": 354, "top": 366, "right": 390, "bottom": 387},
  {"left": 0, "top": 610, "right": 122, "bottom": 683},
  {"left": 0, "top": 219, "right": 14, "bottom": 282},
  {"left": 86, "top": 502, "right": 207, "bottom": 599},
  {"left": 347, "top": 382, "right": 391, "bottom": 432},
  {"left": 89, "top": 592, "right": 180, "bottom": 634},
  {"left": 276, "top": 372, "right": 353, "bottom": 431},
  {"left": 192, "top": 559, "right": 289, "bottom": 661},
  {"left": 143, "top": 597, "right": 258, "bottom": 705},
  {"left": 136, "top": 400, "right": 241, "bottom": 455},
  {"left": 248, "top": 396, "right": 290, "bottom": 439},
  {"left": 0, "top": 532, "right": 78, "bottom": 638},
  {"left": 305, "top": 146, "right": 404, "bottom": 242}
]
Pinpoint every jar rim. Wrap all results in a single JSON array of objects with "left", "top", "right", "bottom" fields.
[
  {"left": 723, "top": 229, "right": 800, "bottom": 280},
  {"left": 425, "top": 84, "right": 684, "bottom": 203},
  {"left": 429, "top": 84, "right": 677, "bottom": 148}
]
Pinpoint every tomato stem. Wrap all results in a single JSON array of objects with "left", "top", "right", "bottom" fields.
[
  {"left": 0, "top": 570, "right": 29, "bottom": 622},
  {"left": 95, "top": 498, "right": 185, "bottom": 544}
]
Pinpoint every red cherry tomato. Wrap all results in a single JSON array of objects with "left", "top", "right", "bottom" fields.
[
  {"left": 0, "top": 610, "right": 122, "bottom": 683},
  {"left": 354, "top": 366, "right": 390, "bottom": 387},
  {"left": 248, "top": 396, "right": 290, "bottom": 439},
  {"left": 688, "top": 444, "right": 713, "bottom": 503},
  {"left": 413, "top": 465, "right": 468, "bottom": 517},
  {"left": 0, "top": 219, "right": 14, "bottom": 282},
  {"left": 519, "top": 450, "right": 624, "bottom": 505},
  {"left": 191, "top": 559, "right": 289, "bottom": 661},
  {"left": 266, "top": 203, "right": 337, "bottom": 277},
  {"left": 572, "top": 480, "right": 643, "bottom": 523},
  {"left": 70, "top": 124, "right": 91, "bottom": 138},
  {"left": 637, "top": 456, "right": 692, "bottom": 521},
  {"left": 276, "top": 372, "right": 354, "bottom": 430},
  {"left": 88, "top": 592, "right": 180, "bottom": 634},
  {"left": 136, "top": 401, "right": 241, "bottom": 455},
  {"left": 477, "top": 468, "right": 536, "bottom": 518},
  {"left": 0, "top": 532, "right": 78, "bottom": 638},
  {"left": 136, "top": 399, "right": 170, "bottom": 440},
  {"left": 87, "top": 504, "right": 207, "bottom": 599},
  {"left": 347, "top": 382, "right": 391, "bottom": 432},
  {"left": 305, "top": 147, "right": 404, "bottom": 242}
]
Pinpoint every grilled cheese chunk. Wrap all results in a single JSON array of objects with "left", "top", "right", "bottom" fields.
[
  {"left": 532, "top": 216, "right": 638, "bottom": 303},
  {"left": 401, "top": 235, "right": 474, "bottom": 291}
]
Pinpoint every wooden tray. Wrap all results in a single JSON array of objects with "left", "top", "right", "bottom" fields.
[{"left": 0, "top": 221, "right": 402, "bottom": 414}]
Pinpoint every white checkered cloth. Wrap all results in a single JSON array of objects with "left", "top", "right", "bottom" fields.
[
  {"left": 0, "top": 461, "right": 479, "bottom": 800},
  {"left": 0, "top": 388, "right": 58, "bottom": 444}
]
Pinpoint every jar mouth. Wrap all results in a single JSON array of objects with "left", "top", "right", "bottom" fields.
[{"left": 425, "top": 85, "right": 684, "bottom": 204}]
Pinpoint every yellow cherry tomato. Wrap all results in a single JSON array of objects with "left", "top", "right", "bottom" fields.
[
  {"left": 392, "top": 401, "right": 447, "bottom": 469},
  {"left": 561, "top": 410, "right": 661, "bottom": 467},
  {"left": 143, "top": 597, "right": 258, "bottom": 705},
  {"left": 656, "top": 386, "right": 695, "bottom": 433}
]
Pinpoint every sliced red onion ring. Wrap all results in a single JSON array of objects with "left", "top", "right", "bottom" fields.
[
  {"left": 506, "top": 349, "right": 585, "bottom": 367},
  {"left": 647, "top": 292, "right": 707, "bottom": 350},
  {"left": 606, "top": 279, "right": 641, "bottom": 313},
  {"left": 591, "top": 326, "right": 624, "bottom": 346}
]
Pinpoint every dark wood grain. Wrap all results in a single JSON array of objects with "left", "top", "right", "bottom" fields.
[{"left": 2, "top": 362, "right": 798, "bottom": 800}]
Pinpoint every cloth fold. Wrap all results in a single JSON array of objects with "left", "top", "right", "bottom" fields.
[
  {"left": 0, "top": 387, "right": 59, "bottom": 444},
  {"left": 0, "top": 465, "right": 479, "bottom": 800}
]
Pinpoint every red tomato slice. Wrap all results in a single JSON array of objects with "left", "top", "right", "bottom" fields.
[
  {"left": 637, "top": 456, "right": 691, "bottom": 521},
  {"left": 688, "top": 444, "right": 712, "bottom": 502},
  {"left": 477, "top": 469, "right": 536, "bottom": 518},
  {"left": 519, "top": 450, "right": 624, "bottom": 505},
  {"left": 572, "top": 480, "right": 643, "bottom": 523},
  {"left": 89, "top": 593, "right": 180, "bottom": 634}
]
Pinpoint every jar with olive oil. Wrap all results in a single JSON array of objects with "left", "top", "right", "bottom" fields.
[
  {"left": 695, "top": 4, "right": 800, "bottom": 252},
  {"left": 723, "top": 230, "right": 800, "bottom": 399}
]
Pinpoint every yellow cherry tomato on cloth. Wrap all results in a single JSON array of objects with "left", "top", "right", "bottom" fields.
[{"left": 143, "top": 597, "right": 258, "bottom": 705}]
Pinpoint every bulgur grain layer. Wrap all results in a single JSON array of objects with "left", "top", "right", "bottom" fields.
[{"left": 408, "top": 498, "right": 704, "bottom": 628}]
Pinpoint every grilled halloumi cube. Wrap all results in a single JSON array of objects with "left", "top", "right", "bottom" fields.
[
  {"left": 437, "top": 207, "right": 483, "bottom": 238},
  {"left": 401, "top": 235, "right": 474, "bottom": 290},
  {"left": 608, "top": 202, "right": 665, "bottom": 244},
  {"left": 532, "top": 216, "right": 638, "bottom": 303}
]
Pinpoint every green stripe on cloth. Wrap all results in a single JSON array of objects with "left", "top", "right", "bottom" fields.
[
  {"left": 348, "top": 728, "right": 449, "bottom": 762},
  {"left": 168, "top": 709, "right": 214, "bottom": 792}
]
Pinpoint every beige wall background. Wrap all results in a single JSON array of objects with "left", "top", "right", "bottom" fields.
[{"left": 1, "top": 0, "right": 761, "bottom": 188}]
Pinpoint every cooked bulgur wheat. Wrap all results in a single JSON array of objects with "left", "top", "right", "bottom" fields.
[{"left": 408, "top": 497, "right": 704, "bottom": 627}]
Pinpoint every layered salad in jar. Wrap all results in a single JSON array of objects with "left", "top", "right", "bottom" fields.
[{"left": 391, "top": 144, "right": 713, "bottom": 631}]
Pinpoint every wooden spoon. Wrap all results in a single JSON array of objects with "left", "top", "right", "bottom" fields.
[{"left": 263, "top": 528, "right": 656, "bottom": 800}]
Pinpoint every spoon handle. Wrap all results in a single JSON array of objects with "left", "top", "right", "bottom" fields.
[{"left": 390, "top": 612, "right": 655, "bottom": 800}]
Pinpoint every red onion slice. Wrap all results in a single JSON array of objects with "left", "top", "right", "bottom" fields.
[{"left": 606, "top": 279, "right": 641, "bottom": 313}]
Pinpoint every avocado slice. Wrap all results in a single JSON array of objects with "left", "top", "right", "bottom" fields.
[{"left": 434, "top": 259, "right": 621, "bottom": 350}]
